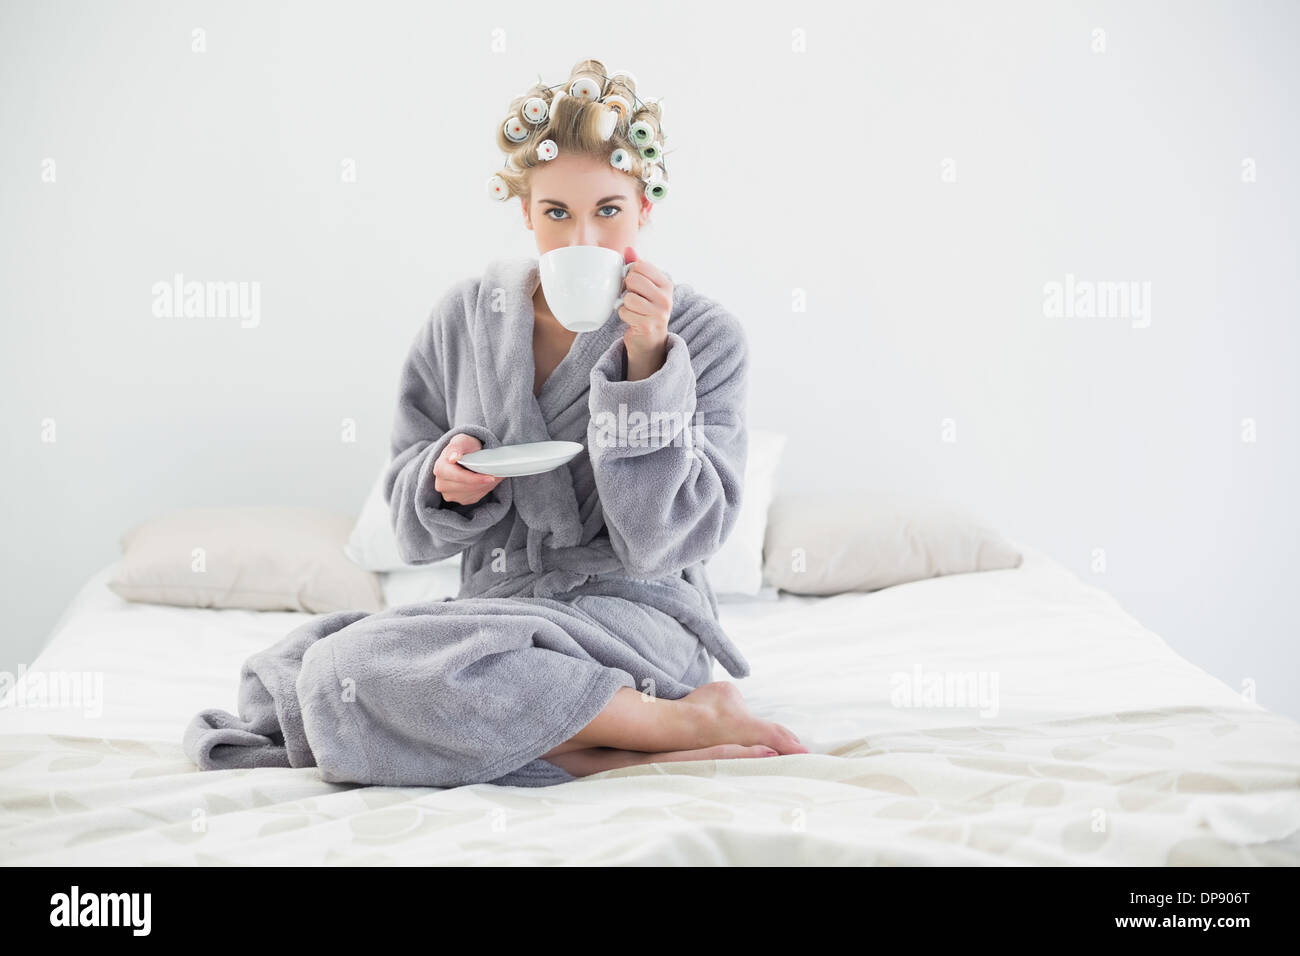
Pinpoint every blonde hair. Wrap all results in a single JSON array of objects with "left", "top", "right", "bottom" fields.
[{"left": 491, "top": 58, "right": 667, "bottom": 203}]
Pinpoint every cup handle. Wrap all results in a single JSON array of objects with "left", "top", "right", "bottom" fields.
[{"left": 614, "top": 262, "right": 632, "bottom": 310}]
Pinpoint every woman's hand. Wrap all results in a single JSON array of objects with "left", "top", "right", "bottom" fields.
[
  {"left": 618, "top": 246, "right": 672, "bottom": 381},
  {"left": 435, "top": 433, "right": 504, "bottom": 506}
]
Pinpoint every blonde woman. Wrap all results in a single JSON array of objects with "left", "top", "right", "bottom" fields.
[{"left": 184, "top": 58, "right": 807, "bottom": 788}]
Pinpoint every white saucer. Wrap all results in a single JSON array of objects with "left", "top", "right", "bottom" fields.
[{"left": 456, "top": 440, "right": 584, "bottom": 477}]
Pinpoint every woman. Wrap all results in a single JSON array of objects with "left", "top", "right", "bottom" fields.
[{"left": 184, "top": 58, "right": 807, "bottom": 788}]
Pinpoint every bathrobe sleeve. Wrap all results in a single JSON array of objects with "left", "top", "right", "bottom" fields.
[
  {"left": 586, "top": 309, "right": 748, "bottom": 580},
  {"left": 383, "top": 298, "right": 515, "bottom": 565}
]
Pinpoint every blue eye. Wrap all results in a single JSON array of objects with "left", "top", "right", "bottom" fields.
[{"left": 543, "top": 205, "right": 621, "bottom": 221}]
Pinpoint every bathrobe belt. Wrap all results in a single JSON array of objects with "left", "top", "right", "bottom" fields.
[{"left": 459, "top": 529, "right": 627, "bottom": 600}]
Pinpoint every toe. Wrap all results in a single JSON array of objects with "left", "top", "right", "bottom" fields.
[
  {"left": 775, "top": 724, "right": 810, "bottom": 754},
  {"left": 711, "top": 744, "right": 777, "bottom": 759}
]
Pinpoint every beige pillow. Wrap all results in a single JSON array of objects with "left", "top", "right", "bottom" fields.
[
  {"left": 109, "top": 506, "right": 384, "bottom": 613},
  {"left": 762, "top": 492, "right": 1023, "bottom": 595}
]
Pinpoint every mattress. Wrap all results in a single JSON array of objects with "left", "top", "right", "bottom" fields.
[{"left": 2, "top": 542, "right": 1299, "bottom": 865}]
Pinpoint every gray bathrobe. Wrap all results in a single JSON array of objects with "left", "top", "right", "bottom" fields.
[{"left": 183, "top": 255, "right": 750, "bottom": 788}]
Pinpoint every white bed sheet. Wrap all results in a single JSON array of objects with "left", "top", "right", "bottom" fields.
[{"left": 2, "top": 542, "right": 1299, "bottom": 865}]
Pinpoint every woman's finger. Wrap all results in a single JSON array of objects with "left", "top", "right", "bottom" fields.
[
  {"left": 630, "top": 260, "right": 670, "bottom": 292},
  {"left": 623, "top": 269, "right": 669, "bottom": 306},
  {"left": 618, "top": 291, "right": 654, "bottom": 318},
  {"left": 436, "top": 458, "right": 497, "bottom": 492},
  {"left": 450, "top": 469, "right": 497, "bottom": 488}
]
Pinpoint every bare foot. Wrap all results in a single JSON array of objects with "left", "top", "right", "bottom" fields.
[
  {"left": 545, "top": 743, "right": 779, "bottom": 778},
  {"left": 677, "top": 682, "right": 809, "bottom": 755}
]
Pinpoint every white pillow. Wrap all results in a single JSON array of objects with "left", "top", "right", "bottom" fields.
[
  {"left": 344, "top": 455, "right": 463, "bottom": 575},
  {"left": 703, "top": 428, "right": 787, "bottom": 596},
  {"left": 112, "top": 506, "right": 384, "bottom": 613},
  {"left": 761, "top": 491, "right": 1023, "bottom": 595}
]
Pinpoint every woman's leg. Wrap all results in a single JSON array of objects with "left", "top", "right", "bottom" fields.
[
  {"left": 275, "top": 596, "right": 808, "bottom": 788},
  {"left": 543, "top": 743, "right": 780, "bottom": 778},
  {"left": 540, "top": 681, "right": 808, "bottom": 759}
]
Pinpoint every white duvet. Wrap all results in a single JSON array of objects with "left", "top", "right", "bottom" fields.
[{"left": 2, "top": 543, "right": 1299, "bottom": 865}]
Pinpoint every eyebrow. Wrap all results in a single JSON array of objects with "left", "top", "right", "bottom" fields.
[{"left": 539, "top": 195, "right": 627, "bottom": 209}]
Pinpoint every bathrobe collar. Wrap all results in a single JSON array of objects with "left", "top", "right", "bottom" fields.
[{"left": 476, "top": 256, "right": 627, "bottom": 553}]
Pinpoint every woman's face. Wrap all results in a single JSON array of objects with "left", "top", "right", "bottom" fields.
[{"left": 522, "top": 151, "right": 652, "bottom": 255}]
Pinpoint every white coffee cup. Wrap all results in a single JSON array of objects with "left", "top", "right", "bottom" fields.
[{"left": 538, "top": 245, "right": 632, "bottom": 333}]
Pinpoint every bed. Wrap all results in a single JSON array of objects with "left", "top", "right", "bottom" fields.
[{"left": 3, "top": 541, "right": 1299, "bottom": 865}]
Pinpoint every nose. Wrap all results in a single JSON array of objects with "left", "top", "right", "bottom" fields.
[{"left": 569, "top": 221, "right": 601, "bottom": 247}]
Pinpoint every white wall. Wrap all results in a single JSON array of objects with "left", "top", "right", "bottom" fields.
[{"left": 3, "top": 1, "right": 1297, "bottom": 718}]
